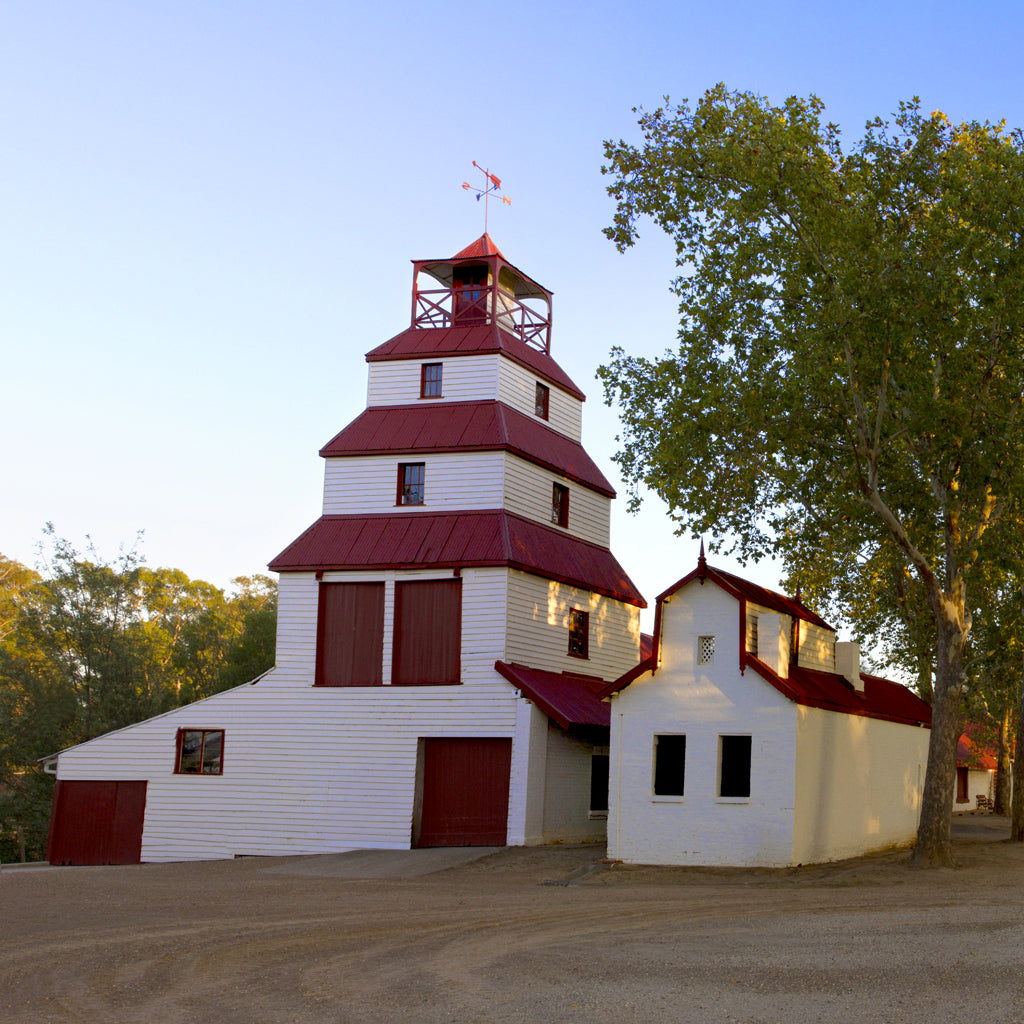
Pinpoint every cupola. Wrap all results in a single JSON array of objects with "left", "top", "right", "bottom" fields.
[{"left": 411, "top": 234, "right": 553, "bottom": 354}]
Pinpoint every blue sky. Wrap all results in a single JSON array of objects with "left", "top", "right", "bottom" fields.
[{"left": 4, "top": 0, "right": 1024, "bottom": 631}]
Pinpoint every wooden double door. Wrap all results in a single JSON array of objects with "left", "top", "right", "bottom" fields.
[{"left": 47, "top": 780, "right": 147, "bottom": 865}]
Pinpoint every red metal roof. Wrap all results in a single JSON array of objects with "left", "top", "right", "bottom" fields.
[
  {"left": 319, "top": 401, "right": 615, "bottom": 497},
  {"left": 957, "top": 723, "right": 999, "bottom": 770},
  {"left": 495, "top": 661, "right": 610, "bottom": 729},
  {"left": 365, "top": 324, "right": 585, "bottom": 400},
  {"left": 453, "top": 234, "right": 505, "bottom": 260},
  {"left": 659, "top": 562, "right": 834, "bottom": 632},
  {"left": 268, "top": 510, "right": 646, "bottom": 607}
]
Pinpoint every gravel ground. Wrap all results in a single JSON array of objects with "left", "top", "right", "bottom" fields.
[{"left": 3, "top": 815, "right": 1024, "bottom": 1024}]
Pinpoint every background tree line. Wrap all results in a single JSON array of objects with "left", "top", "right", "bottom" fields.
[{"left": 0, "top": 528, "right": 276, "bottom": 862}]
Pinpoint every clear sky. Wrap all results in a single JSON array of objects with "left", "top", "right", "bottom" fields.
[{"left": 4, "top": 0, "right": 1024, "bottom": 632}]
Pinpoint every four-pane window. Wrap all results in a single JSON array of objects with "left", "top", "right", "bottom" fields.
[
  {"left": 421, "top": 363, "right": 443, "bottom": 398},
  {"left": 175, "top": 729, "right": 224, "bottom": 775},
  {"left": 397, "top": 462, "right": 425, "bottom": 505}
]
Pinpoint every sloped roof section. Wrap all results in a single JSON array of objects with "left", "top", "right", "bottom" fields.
[
  {"left": 957, "top": 723, "right": 999, "bottom": 770},
  {"left": 659, "top": 562, "right": 834, "bottom": 632},
  {"left": 268, "top": 510, "right": 646, "bottom": 607},
  {"left": 453, "top": 233, "right": 505, "bottom": 260},
  {"left": 319, "top": 401, "right": 615, "bottom": 496},
  {"left": 495, "top": 661, "right": 610, "bottom": 729},
  {"left": 365, "top": 324, "right": 585, "bottom": 400}
]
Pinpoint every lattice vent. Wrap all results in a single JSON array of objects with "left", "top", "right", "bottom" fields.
[{"left": 697, "top": 635, "right": 715, "bottom": 665}]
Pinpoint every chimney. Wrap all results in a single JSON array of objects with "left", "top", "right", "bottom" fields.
[
  {"left": 758, "top": 613, "right": 789, "bottom": 679},
  {"left": 835, "top": 641, "right": 863, "bottom": 693}
]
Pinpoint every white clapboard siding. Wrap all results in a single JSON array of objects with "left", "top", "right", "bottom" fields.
[
  {"left": 55, "top": 664, "right": 523, "bottom": 861},
  {"left": 274, "top": 567, "right": 509, "bottom": 688},
  {"left": 322, "top": 452, "right": 504, "bottom": 515},
  {"left": 798, "top": 621, "right": 836, "bottom": 673},
  {"left": 503, "top": 454, "right": 610, "bottom": 547},
  {"left": 745, "top": 601, "right": 782, "bottom": 658},
  {"left": 542, "top": 723, "right": 606, "bottom": 842},
  {"left": 366, "top": 354, "right": 501, "bottom": 406},
  {"left": 505, "top": 569, "right": 642, "bottom": 681},
  {"left": 496, "top": 358, "right": 582, "bottom": 440}
]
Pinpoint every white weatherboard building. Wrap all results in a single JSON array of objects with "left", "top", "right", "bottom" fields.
[
  {"left": 45, "top": 235, "right": 646, "bottom": 864},
  {"left": 601, "top": 551, "right": 933, "bottom": 867}
]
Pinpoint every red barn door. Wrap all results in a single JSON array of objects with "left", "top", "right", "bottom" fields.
[
  {"left": 47, "top": 780, "right": 147, "bottom": 865},
  {"left": 416, "top": 738, "right": 511, "bottom": 847}
]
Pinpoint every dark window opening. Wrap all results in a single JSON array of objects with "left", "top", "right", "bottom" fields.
[
  {"left": 719, "top": 735, "right": 752, "bottom": 798},
  {"left": 398, "top": 462, "right": 425, "bottom": 505},
  {"left": 653, "top": 734, "right": 686, "bottom": 796},
  {"left": 568, "top": 608, "right": 589, "bottom": 659},
  {"left": 421, "top": 363, "right": 443, "bottom": 398},
  {"left": 176, "top": 729, "right": 224, "bottom": 775},
  {"left": 392, "top": 579, "right": 462, "bottom": 685},
  {"left": 315, "top": 582, "right": 385, "bottom": 686},
  {"left": 535, "top": 382, "right": 550, "bottom": 419},
  {"left": 453, "top": 264, "right": 488, "bottom": 325},
  {"left": 590, "top": 753, "right": 609, "bottom": 812},
  {"left": 552, "top": 483, "right": 569, "bottom": 527},
  {"left": 956, "top": 766, "right": 969, "bottom": 803}
]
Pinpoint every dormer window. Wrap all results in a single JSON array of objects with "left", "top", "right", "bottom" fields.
[
  {"left": 551, "top": 483, "right": 569, "bottom": 527},
  {"left": 452, "top": 264, "right": 488, "bottom": 325},
  {"left": 535, "top": 382, "right": 550, "bottom": 419},
  {"left": 421, "top": 363, "right": 443, "bottom": 398}
]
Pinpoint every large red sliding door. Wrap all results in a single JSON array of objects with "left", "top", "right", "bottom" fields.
[
  {"left": 416, "top": 738, "right": 511, "bottom": 847},
  {"left": 47, "top": 780, "right": 147, "bottom": 865}
]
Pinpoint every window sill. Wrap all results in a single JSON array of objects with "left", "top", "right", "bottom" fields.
[
  {"left": 716, "top": 797, "right": 750, "bottom": 804},
  {"left": 388, "top": 680, "right": 463, "bottom": 686},
  {"left": 651, "top": 796, "right": 684, "bottom": 803},
  {"left": 589, "top": 810, "right": 608, "bottom": 820}
]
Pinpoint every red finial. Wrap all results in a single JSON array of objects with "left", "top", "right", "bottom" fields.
[{"left": 697, "top": 538, "right": 707, "bottom": 582}]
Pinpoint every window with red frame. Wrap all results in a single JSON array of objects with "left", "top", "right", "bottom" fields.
[
  {"left": 421, "top": 363, "right": 443, "bottom": 398},
  {"left": 175, "top": 729, "right": 224, "bottom": 775},
  {"left": 535, "top": 382, "right": 550, "bottom": 419},
  {"left": 568, "top": 608, "right": 589, "bottom": 659},
  {"left": 551, "top": 483, "right": 569, "bottom": 527},
  {"left": 398, "top": 462, "right": 425, "bottom": 505}
]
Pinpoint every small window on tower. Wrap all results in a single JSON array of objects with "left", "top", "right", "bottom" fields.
[
  {"left": 421, "top": 363, "right": 443, "bottom": 398},
  {"left": 397, "top": 463, "right": 425, "bottom": 505},
  {"left": 535, "top": 382, "right": 550, "bottom": 419},
  {"left": 552, "top": 483, "right": 569, "bottom": 527},
  {"left": 568, "top": 608, "right": 589, "bottom": 659}
]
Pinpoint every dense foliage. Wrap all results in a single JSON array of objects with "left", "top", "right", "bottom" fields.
[
  {"left": 0, "top": 530, "right": 276, "bottom": 862},
  {"left": 601, "top": 86, "right": 1024, "bottom": 865}
]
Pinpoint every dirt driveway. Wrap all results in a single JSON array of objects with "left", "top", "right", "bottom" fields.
[{"left": 3, "top": 815, "right": 1024, "bottom": 1024}]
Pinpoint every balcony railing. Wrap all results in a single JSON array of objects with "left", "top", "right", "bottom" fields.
[{"left": 412, "top": 284, "right": 551, "bottom": 354}]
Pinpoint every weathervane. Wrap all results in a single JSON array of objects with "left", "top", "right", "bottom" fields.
[{"left": 462, "top": 161, "right": 511, "bottom": 233}]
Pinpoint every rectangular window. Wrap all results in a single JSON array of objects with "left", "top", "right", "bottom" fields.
[
  {"left": 397, "top": 462, "right": 425, "bottom": 505},
  {"left": 653, "top": 734, "right": 686, "bottom": 796},
  {"left": 568, "top": 608, "right": 589, "bottom": 659},
  {"left": 315, "top": 582, "right": 385, "bottom": 686},
  {"left": 719, "top": 735, "right": 752, "bottom": 798},
  {"left": 590, "top": 753, "right": 610, "bottom": 812},
  {"left": 175, "top": 729, "right": 224, "bottom": 775},
  {"left": 535, "top": 382, "right": 550, "bottom": 419},
  {"left": 552, "top": 482, "right": 569, "bottom": 527},
  {"left": 420, "top": 363, "right": 443, "bottom": 398},
  {"left": 392, "top": 579, "right": 462, "bottom": 685}
]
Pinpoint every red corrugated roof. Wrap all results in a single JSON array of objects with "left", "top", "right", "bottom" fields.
[
  {"left": 268, "top": 510, "right": 646, "bottom": 607},
  {"left": 453, "top": 233, "right": 505, "bottom": 260},
  {"left": 319, "top": 401, "right": 615, "bottom": 497},
  {"left": 365, "top": 324, "right": 585, "bottom": 400},
  {"left": 659, "top": 563, "right": 834, "bottom": 631},
  {"left": 957, "top": 723, "right": 999, "bottom": 770},
  {"left": 495, "top": 661, "right": 610, "bottom": 728}
]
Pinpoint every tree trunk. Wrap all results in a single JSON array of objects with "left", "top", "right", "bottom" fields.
[
  {"left": 910, "top": 611, "right": 965, "bottom": 867},
  {"left": 1011, "top": 651, "right": 1024, "bottom": 841},
  {"left": 995, "top": 703, "right": 1012, "bottom": 815}
]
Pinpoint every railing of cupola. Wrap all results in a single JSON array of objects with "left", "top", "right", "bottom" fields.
[{"left": 411, "top": 283, "right": 551, "bottom": 354}]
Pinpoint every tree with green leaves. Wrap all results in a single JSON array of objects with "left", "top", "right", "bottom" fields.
[{"left": 600, "top": 85, "right": 1024, "bottom": 866}]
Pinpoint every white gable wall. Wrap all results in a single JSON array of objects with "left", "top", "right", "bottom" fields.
[
  {"left": 793, "top": 706, "right": 928, "bottom": 863},
  {"left": 608, "top": 581, "right": 799, "bottom": 866}
]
